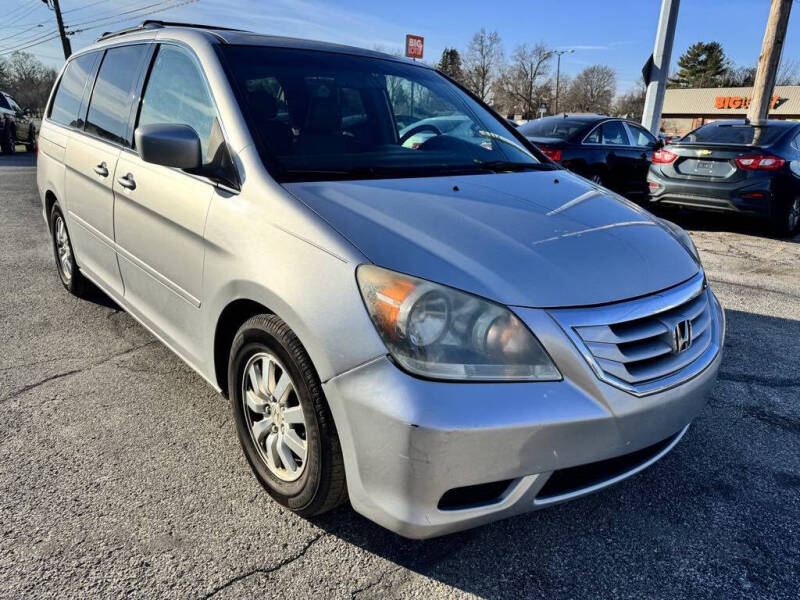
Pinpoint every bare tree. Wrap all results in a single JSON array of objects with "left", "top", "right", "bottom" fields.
[
  {"left": 613, "top": 81, "right": 646, "bottom": 119},
  {"left": 1, "top": 52, "right": 58, "bottom": 113},
  {"left": 462, "top": 29, "right": 503, "bottom": 102},
  {"left": 494, "top": 43, "right": 551, "bottom": 118},
  {"left": 564, "top": 64, "right": 616, "bottom": 114}
]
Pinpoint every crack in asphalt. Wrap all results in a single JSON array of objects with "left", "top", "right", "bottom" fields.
[
  {"left": 197, "top": 532, "right": 327, "bottom": 599},
  {"left": 1, "top": 341, "right": 158, "bottom": 401},
  {"left": 718, "top": 371, "right": 800, "bottom": 389},
  {"left": 708, "top": 278, "right": 799, "bottom": 301},
  {"left": 350, "top": 566, "right": 404, "bottom": 599}
]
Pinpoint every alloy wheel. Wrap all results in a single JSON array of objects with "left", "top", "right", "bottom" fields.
[
  {"left": 241, "top": 352, "right": 308, "bottom": 482},
  {"left": 54, "top": 215, "right": 73, "bottom": 281}
]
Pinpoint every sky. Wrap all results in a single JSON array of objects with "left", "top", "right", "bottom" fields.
[{"left": 2, "top": 0, "right": 798, "bottom": 94}]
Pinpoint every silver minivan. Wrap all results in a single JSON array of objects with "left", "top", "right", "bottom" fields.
[{"left": 37, "top": 21, "right": 724, "bottom": 539}]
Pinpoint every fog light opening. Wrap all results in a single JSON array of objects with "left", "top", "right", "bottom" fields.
[{"left": 437, "top": 479, "right": 515, "bottom": 511}]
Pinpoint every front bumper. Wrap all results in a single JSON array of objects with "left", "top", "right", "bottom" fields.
[{"left": 324, "top": 291, "right": 724, "bottom": 539}]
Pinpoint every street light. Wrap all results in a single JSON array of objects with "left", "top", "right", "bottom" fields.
[{"left": 551, "top": 49, "right": 574, "bottom": 115}]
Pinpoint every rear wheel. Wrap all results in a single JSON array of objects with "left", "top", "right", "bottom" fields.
[
  {"left": 50, "top": 204, "right": 88, "bottom": 296},
  {"left": 25, "top": 125, "right": 35, "bottom": 153},
  {"left": 772, "top": 196, "right": 800, "bottom": 237},
  {"left": 0, "top": 125, "right": 14, "bottom": 154},
  {"left": 228, "top": 314, "right": 347, "bottom": 517}
]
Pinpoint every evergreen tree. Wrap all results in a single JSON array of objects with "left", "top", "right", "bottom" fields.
[
  {"left": 669, "top": 42, "right": 730, "bottom": 88},
  {"left": 437, "top": 47, "right": 464, "bottom": 83}
]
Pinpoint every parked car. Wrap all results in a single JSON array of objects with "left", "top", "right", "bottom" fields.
[
  {"left": 37, "top": 21, "right": 724, "bottom": 539},
  {"left": 648, "top": 119, "right": 800, "bottom": 236},
  {"left": 518, "top": 114, "right": 661, "bottom": 200},
  {"left": 0, "top": 91, "right": 37, "bottom": 153}
]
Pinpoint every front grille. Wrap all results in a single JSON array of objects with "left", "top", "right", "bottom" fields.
[{"left": 550, "top": 272, "right": 720, "bottom": 396}]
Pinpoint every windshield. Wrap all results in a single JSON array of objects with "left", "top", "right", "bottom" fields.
[
  {"left": 220, "top": 46, "right": 546, "bottom": 182},
  {"left": 680, "top": 123, "right": 789, "bottom": 146},
  {"left": 0, "top": 94, "right": 10, "bottom": 110},
  {"left": 518, "top": 116, "right": 594, "bottom": 140}
]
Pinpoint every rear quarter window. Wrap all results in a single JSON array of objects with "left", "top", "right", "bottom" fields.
[{"left": 48, "top": 53, "right": 97, "bottom": 127}]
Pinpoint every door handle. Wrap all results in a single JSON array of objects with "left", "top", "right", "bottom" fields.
[
  {"left": 117, "top": 173, "right": 136, "bottom": 190},
  {"left": 93, "top": 162, "right": 108, "bottom": 177}
]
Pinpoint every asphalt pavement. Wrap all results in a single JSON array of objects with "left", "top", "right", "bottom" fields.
[{"left": 1, "top": 153, "right": 798, "bottom": 599}]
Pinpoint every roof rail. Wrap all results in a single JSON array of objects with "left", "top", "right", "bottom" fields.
[{"left": 97, "top": 20, "right": 249, "bottom": 42}]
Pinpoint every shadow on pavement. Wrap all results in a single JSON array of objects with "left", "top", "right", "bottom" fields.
[
  {"left": 311, "top": 308, "right": 800, "bottom": 598},
  {"left": 649, "top": 203, "right": 800, "bottom": 243}
]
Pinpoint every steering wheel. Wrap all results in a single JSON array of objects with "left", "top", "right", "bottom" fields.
[{"left": 399, "top": 124, "right": 441, "bottom": 145}]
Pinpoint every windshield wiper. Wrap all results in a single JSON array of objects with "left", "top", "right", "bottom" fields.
[{"left": 477, "top": 161, "right": 558, "bottom": 173}]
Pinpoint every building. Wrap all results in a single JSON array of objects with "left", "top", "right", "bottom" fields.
[{"left": 661, "top": 85, "right": 800, "bottom": 135}]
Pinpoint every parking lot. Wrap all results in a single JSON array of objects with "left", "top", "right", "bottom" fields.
[{"left": 0, "top": 153, "right": 798, "bottom": 599}]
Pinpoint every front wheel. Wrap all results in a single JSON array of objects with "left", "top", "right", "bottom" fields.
[{"left": 228, "top": 314, "right": 347, "bottom": 517}]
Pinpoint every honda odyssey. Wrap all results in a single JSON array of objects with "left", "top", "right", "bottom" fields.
[{"left": 36, "top": 21, "right": 724, "bottom": 539}]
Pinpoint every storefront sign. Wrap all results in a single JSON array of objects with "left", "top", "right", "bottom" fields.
[
  {"left": 714, "top": 95, "right": 782, "bottom": 110},
  {"left": 405, "top": 34, "right": 424, "bottom": 59}
]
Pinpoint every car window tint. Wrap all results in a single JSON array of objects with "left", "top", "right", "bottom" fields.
[
  {"left": 601, "top": 121, "right": 629, "bottom": 145},
  {"left": 7, "top": 96, "right": 21, "bottom": 112},
  {"left": 0, "top": 95, "right": 10, "bottom": 110},
  {"left": 627, "top": 123, "right": 656, "bottom": 147},
  {"left": 138, "top": 44, "right": 217, "bottom": 163},
  {"left": 682, "top": 123, "right": 788, "bottom": 145},
  {"left": 49, "top": 52, "right": 96, "bottom": 127},
  {"left": 86, "top": 45, "right": 148, "bottom": 145},
  {"left": 584, "top": 126, "right": 601, "bottom": 143},
  {"left": 519, "top": 117, "right": 594, "bottom": 140}
]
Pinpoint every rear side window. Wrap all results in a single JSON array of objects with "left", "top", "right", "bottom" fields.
[
  {"left": 0, "top": 95, "right": 10, "bottom": 110},
  {"left": 599, "top": 121, "right": 630, "bottom": 145},
  {"left": 682, "top": 123, "right": 788, "bottom": 146},
  {"left": 137, "top": 45, "right": 217, "bottom": 163},
  {"left": 49, "top": 53, "right": 97, "bottom": 127},
  {"left": 86, "top": 44, "right": 149, "bottom": 146}
]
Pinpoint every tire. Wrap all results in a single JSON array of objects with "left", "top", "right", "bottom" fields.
[
  {"left": 0, "top": 126, "right": 12, "bottom": 154},
  {"left": 771, "top": 195, "right": 800, "bottom": 238},
  {"left": 228, "top": 314, "right": 347, "bottom": 517},
  {"left": 50, "top": 203, "right": 88, "bottom": 296},
  {"left": 589, "top": 173, "right": 605, "bottom": 187},
  {"left": 26, "top": 125, "right": 35, "bottom": 153}
]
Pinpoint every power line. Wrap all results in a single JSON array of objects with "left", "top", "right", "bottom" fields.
[
  {"left": 0, "top": 0, "right": 173, "bottom": 49},
  {"left": 0, "top": 0, "right": 199, "bottom": 56}
]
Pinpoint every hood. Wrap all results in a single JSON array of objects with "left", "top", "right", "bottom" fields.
[{"left": 284, "top": 171, "right": 699, "bottom": 308}]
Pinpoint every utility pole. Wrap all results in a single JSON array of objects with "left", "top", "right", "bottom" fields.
[
  {"left": 747, "top": 0, "right": 793, "bottom": 124},
  {"left": 641, "top": 0, "right": 680, "bottom": 134},
  {"left": 551, "top": 49, "right": 574, "bottom": 115},
  {"left": 42, "top": 0, "right": 72, "bottom": 60}
]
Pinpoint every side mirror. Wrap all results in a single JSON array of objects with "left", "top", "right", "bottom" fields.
[{"left": 134, "top": 123, "right": 202, "bottom": 169}]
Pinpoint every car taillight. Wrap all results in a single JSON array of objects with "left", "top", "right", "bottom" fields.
[
  {"left": 652, "top": 149, "right": 677, "bottom": 164},
  {"left": 538, "top": 146, "right": 562, "bottom": 162},
  {"left": 734, "top": 154, "right": 785, "bottom": 170}
]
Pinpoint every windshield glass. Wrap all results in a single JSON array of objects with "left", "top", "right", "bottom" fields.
[
  {"left": 680, "top": 123, "right": 788, "bottom": 146},
  {"left": 0, "top": 94, "right": 10, "bottom": 110},
  {"left": 518, "top": 116, "right": 594, "bottom": 140},
  {"left": 221, "top": 46, "right": 545, "bottom": 182}
]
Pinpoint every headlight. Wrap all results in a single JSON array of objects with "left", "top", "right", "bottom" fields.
[
  {"left": 658, "top": 218, "right": 701, "bottom": 263},
  {"left": 356, "top": 265, "right": 561, "bottom": 381}
]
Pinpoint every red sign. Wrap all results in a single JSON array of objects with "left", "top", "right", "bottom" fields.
[
  {"left": 714, "top": 95, "right": 781, "bottom": 110},
  {"left": 405, "top": 34, "right": 424, "bottom": 59}
]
